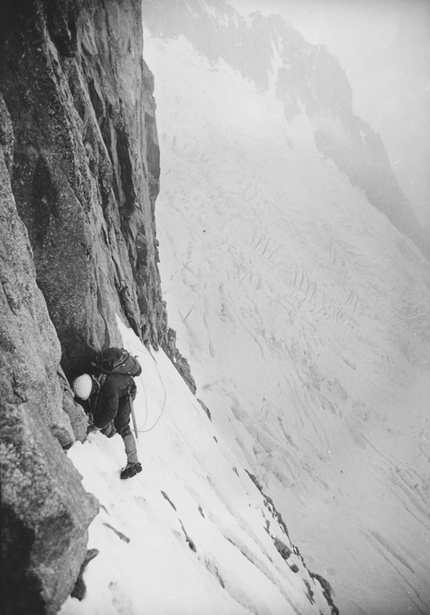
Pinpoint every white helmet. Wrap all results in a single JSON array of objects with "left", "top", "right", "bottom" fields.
[{"left": 73, "top": 374, "right": 93, "bottom": 400}]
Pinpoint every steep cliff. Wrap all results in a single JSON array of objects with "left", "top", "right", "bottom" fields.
[
  {"left": 0, "top": 0, "right": 191, "bottom": 612},
  {"left": 1, "top": 0, "right": 165, "bottom": 370}
]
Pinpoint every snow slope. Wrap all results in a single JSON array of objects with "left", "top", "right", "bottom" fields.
[
  {"left": 60, "top": 319, "right": 335, "bottom": 615},
  {"left": 142, "top": 29, "right": 430, "bottom": 615}
]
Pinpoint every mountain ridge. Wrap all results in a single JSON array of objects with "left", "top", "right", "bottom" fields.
[{"left": 143, "top": 0, "right": 428, "bottom": 258}]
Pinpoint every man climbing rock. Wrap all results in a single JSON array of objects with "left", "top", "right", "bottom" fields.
[{"left": 73, "top": 348, "right": 143, "bottom": 480}]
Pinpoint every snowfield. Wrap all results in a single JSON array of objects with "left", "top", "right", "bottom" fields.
[
  {"left": 142, "top": 30, "right": 430, "bottom": 615},
  {"left": 60, "top": 319, "right": 335, "bottom": 615}
]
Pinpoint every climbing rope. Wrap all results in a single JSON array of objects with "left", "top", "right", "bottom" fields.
[{"left": 125, "top": 339, "right": 167, "bottom": 433}]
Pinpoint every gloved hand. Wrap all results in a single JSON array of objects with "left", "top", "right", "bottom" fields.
[{"left": 86, "top": 424, "right": 100, "bottom": 435}]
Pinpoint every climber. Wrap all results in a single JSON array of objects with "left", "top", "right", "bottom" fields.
[{"left": 73, "top": 368, "right": 142, "bottom": 480}]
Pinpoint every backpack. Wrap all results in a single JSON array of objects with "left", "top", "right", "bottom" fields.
[{"left": 90, "top": 347, "right": 142, "bottom": 378}]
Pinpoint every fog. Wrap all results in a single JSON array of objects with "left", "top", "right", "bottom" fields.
[{"left": 228, "top": 0, "right": 430, "bottom": 227}]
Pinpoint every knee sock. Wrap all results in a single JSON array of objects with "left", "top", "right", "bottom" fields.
[{"left": 122, "top": 432, "right": 139, "bottom": 465}]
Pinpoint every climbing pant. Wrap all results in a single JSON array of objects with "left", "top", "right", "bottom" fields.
[{"left": 97, "top": 392, "right": 138, "bottom": 465}]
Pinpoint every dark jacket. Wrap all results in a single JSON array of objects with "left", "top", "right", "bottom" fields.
[{"left": 93, "top": 373, "right": 136, "bottom": 432}]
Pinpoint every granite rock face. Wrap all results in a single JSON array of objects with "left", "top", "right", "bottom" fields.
[
  {"left": 1, "top": 0, "right": 166, "bottom": 378},
  {"left": 0, "top": 0, "right": 189, "bottom": 611},
  {"left": 1, "top": 95, "right": 81, "bottom": 450}
]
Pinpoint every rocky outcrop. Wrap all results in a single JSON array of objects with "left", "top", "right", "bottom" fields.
[
  {"left": 0, "top": 0, "right": 189, "bottom": 612},
  {"left": 1, "top": 397, "right": 99, "bottom": 614},
  {"left": 142, "top": 0, "right": 427, "bottom": 258},
  {"left": 164, "top": 327, "right": 197, "bottom": 394}
]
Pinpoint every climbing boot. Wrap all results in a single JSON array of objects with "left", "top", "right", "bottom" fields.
[{"left": 120, "top": 462, "right": 142, "bottom": 480}]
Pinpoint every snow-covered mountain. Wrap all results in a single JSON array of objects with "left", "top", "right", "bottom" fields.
[
  {"left": 2, "top": 0, "right": 428, "bottom": 613},
  {"left": 140, "top": 2, "right": 430, "bottom": 614},
  {"left": 141, "top": 0, "right": 427, "bottom": 258}
]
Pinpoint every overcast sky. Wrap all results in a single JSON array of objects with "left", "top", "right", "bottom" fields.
[{"left": 227, "top": 0, "right": 430, "bottom": 226}]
